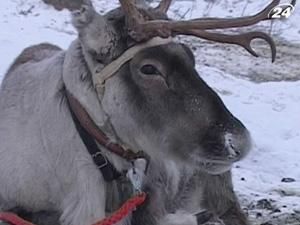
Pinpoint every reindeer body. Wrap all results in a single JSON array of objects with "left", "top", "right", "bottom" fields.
[{"left": 0, "top": 38, "right": 248, "bottom": 225}]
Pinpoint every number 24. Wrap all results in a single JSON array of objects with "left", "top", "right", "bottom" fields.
[{"left": 271, "top": 6, "right": 293, "bottom": 18}]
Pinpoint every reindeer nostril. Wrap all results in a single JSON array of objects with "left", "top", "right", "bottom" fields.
[
  {"left": 228, "top": 154, "right": 235, "bottom": 159},
  {"left": 225, "top": 134, "right": 242, "bottom": 159},
  {"left": 228, "top": 148, "right": 240, "bottom": 159},
  {"left": 234, "top": 149, "right": 241, "bottom": 157}
]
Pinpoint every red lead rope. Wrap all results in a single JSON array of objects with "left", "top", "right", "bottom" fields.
[
  {"left": 93, "top": 192, "right": 146, "bottom": 225},
  {"left": 0, "top": 192, "right": 147, "bottom": 225},
  {"left": 0, "top": 213, "right": 35, "bottom": 225}
]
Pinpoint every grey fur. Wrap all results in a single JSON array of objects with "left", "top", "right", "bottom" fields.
[{"left": 0, "top": 1, "right": 251, "bottom": 225}]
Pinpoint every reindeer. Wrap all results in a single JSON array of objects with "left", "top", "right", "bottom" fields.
[{"left": 0, "top": 0, "right": 279, "bottom": 225}]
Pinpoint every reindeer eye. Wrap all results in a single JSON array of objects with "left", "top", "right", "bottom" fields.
[{"left": 140, "top": 64, "right": 161, "bottom": 75}]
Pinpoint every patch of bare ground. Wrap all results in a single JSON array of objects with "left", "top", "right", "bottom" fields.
[
  {"left": 249, "top": 210, "right": 300, "bottom": 225},
  {"left": 202, "top": 213, "right": 300, "bottom": 225},
  {"left": 182, "top": 37, "right": 300, "bottom": 83},
  {"left": 201, "top": 198, "right": 300, "bottom": 225}
]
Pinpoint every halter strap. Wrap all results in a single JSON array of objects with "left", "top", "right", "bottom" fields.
[{"left": 93, "top": 37, "right": 172, "bottom": 89}]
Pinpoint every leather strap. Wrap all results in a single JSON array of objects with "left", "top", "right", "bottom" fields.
[
  {"left": 68, "top": 100, "right": 121, "bottom": 182},
  {"left": 65, "top": 90, "right": 150, "bottom": 181},
  {"left": 66, "top": 90, "right": 143, "bottom": 161},
  {"left": 93, "top": 37, "right": 172, "bottom": 90}
]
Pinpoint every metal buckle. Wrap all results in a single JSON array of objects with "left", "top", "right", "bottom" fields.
[
  {"left": 127, "top": 158, "right": 147, "bottom": 193},
  {"left": 92, "top": 151, "right": 108, "bottom": 169}
]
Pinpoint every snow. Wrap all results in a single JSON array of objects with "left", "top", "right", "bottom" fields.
[
  {"left": 0, "top": 0, "right": 76, "bottom": 78},
  {"left": 199, "top": 65, "right": 300, "bottom": 213},
  {"left": 0, "top": 0, "right": 299, "bottom": 224}
]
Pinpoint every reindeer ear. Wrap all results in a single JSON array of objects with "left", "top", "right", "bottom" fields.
[{"left": 71, "top": 0, "right": 95, "bottom": 29}]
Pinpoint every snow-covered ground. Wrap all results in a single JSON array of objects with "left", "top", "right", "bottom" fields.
[
  {"left": 202, "top": 66, "right": 300, "bottom": 224},
  {"left": 0, "top": 0, "right": 299, "bottom": 224}
]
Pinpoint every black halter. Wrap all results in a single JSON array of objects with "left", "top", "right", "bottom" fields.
[{"left": 67, "top": 95, "right": 121, "bottom": 182}]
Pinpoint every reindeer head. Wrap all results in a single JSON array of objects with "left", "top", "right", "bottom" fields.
[{"left": 71, "top": 0, "right": 279, "bottom": 174}]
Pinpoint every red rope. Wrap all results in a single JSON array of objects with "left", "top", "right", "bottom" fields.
[
  {"left": 0, "top": 192, "right": 147, "bottom": 225},
  {"left": 0, "top": 212, "right": 35, "bottom": 225},
  {"left": 93, "top": 192, "right": 146, "bottom": 225}
]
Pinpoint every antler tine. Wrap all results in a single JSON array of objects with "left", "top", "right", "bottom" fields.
[
  {"left": 137, "top": 0, "right": 280, "bottom": 33},
  {"left": 175, "top": 0, "right": 279, "bottom": 30},
  {"left": 183, "top": 30, "right": 276, "bottom": 62},
  {"left": 156, "top": 0, "right": 172, "bottom": 13},
  {"left": 119, "top": 0, "right": 145, "bottom": 24},
  {"left": 291, "top": 0, "right": 297, "bottom": 6},
  {"left": 119, "top": 0, "right": 172, "bottom": 41}
]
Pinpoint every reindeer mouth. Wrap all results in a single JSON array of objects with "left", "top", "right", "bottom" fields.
[
  {"left": 186, "top": 149, "right": 233, "bottom": 174},
  {"left": 199, "top": 161, "right": 232, "bottom": 175},
  {"left": 188, "top": 148, "right": 235, "bottom": 174}
]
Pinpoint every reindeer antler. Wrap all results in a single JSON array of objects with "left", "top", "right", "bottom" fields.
[
  {"left": 119, "top": 0, "right": 280, "bottom": 62},
  {"left": 156, "top": 0, "right": 172, "bottom": 13}
]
